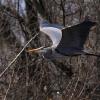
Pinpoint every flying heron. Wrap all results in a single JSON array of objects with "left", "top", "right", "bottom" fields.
[{"left": 27, "top": 18, "right": 97, "bottom": 59}]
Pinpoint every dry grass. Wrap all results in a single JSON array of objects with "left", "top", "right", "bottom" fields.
[{"left": 0, "top": 0, "right": 100, "bottom": 100}]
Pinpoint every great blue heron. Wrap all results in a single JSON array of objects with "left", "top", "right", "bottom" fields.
[{"left": 27, "top": 18, "right": 97, "bottom": 59}]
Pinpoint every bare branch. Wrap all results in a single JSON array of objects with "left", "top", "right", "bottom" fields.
[{"left": 0, "top": 33, "right": 39, "bottom": 78}]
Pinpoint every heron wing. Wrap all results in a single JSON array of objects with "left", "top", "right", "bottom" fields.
[
  {"left": 56, "top": 22, "right": 90, "bottom": 55},
  {"left": 40, "top": 20, "right": 64, "bottom": 29},
  {"left": 40, "top": 27, "right": 62, "bottom": 47}
]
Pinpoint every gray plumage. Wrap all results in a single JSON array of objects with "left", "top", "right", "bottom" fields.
[{"left": 28, "top": 18, "right": 97, "bottom": 59}]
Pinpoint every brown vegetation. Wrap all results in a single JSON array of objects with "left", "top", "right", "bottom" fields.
[{"left": 0, "top": 0, "right": 100, "bottom": 100}]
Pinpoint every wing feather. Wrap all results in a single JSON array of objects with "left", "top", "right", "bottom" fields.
[
  {"left": 40, "top": 27, "right": 62, "bottom": 48},
  {"left": 56, "top": 21, "right": 96, "bottom": 55}
]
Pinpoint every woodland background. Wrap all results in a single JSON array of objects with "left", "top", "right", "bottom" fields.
[{"left": 0, "top": 0, "right": 100, "bottom": 100}]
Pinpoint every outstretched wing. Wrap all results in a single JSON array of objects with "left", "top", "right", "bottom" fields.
[
  {"left": 56, "top": 21, "right": 96, "bottom": 55},
  {"left": 40, "top": 27, "right": 62, "bottom": 47}
]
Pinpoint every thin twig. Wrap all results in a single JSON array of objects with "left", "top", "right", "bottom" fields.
[
  {"left": 69, "top": 77, "right": 80, "bottom": 100},
  {"left": 3, "top": 69, "right": 15, "bottom": 100},
  {"left": 0, "top": 33, "right": 39, "bottom": 78}
]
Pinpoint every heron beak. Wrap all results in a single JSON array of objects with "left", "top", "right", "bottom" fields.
[{"left": 27, "top": 46, "right": 44, "bottom": 53}]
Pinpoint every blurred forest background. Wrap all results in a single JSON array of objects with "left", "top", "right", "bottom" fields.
[{"left": 0, "top": 0, "right": 100, "bottom": 100}]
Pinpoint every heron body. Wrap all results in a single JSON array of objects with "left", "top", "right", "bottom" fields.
[{"left": 28, "top": 18, "right": 97, "bottom": 59}]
